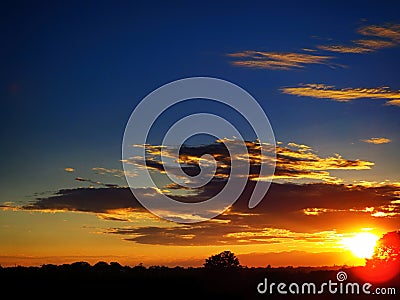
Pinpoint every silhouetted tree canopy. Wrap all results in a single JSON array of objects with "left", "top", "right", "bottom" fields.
[
  {"left": 94, "top": 261, "right": 109, "bottom": 271},
  {"left": 70, "top": 261, "right": 91, "bottom": 270},
  {"left": 204, "top": 251, "right": 241, "bottom": 269},
  {"left": 110, "top": 262, "right": 123, "bottom": 270},
  {"left": 366, "top": 230, "right": 400, "bottom": 269}
]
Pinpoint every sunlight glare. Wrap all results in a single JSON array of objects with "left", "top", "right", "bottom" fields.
[{"left": 342, "top": 232, "right": 379, "bottom": 259}]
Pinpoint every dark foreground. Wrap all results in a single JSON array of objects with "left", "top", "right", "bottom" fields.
[{"left": 1, "top": 263, "right": 398, "bottom": 299}]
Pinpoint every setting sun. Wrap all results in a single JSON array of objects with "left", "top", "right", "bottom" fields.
[{"left": 342, "top": 232, "right": 379, "bottom": 259}]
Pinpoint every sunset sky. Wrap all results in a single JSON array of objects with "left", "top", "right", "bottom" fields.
[{"left": 1, "top": 1, "right": 399, "bottom": 267}]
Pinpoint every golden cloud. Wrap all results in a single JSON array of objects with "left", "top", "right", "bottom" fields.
[
  {"left": 303, "top": 204, "right": 400, "bottom": 218},
  {"left": 361, "top": 137, "right": 391, "bottom": 145},
  {"left": 281, "top": 84, "right": 400, "bottom": 106},
  {"left": 318, "top": 39, "right": 396, "bottom": 54},
  {"left": 318, "top": 39, "right": 395, "bottom": 53},
  {"left": 64, "top": 167, "right": 75, "bottom": 172},
  {"left": 386, "top": 99, "right": 400, "bottom": 107},
  {"left": 358, "top": 24, "right": 400, "bottom": 41},
  {"left": 128, "top": 140, "right": 374, "bottom": 184},
  {"left": 318, "top": 23, "right": 400, "bottom": 54},
  {"left": 227, "top": 51, "right": 333, "bottom": 70}
]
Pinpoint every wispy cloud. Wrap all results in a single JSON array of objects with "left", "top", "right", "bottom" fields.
[
  {"left": 75, "top": 177, "right": 120, "bottom": 188},
  {"left": 361, "top": 137, "right": 391, "bottom": 145},
  {"left": 318, "top": 39, "right": 395, "bottom": 53},
  {"left": 386, "top": 99, "right": 400, "bottom": 107},
  {"left": 281, "top": 83, "right": 400, "bottom": 106},
  {"left": 318, "top": 23, "right": 400, "bottom": 54},
  {"left": 107, "top": 224, "right": 341, "bottom": 246},
  {"left": 356, "top": 38, "right": 397, "bottom": 49},
  {"left": 358, "top": 24, "right": 400, "bottom": 41},
  {"left": 227, "top": 51, "right": 333, "bottom": 70},
  {"left": 92, "top": 167, "right": 136, "bottom": 178},
  {"left": 64, "top": 167, "right": 75, "bottom": 172}
]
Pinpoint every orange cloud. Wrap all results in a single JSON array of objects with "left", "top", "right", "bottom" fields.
[
  {"left": 281, "top": 84, "right": 400, "bottom": 106},
  {"left": 358, "top": 24, "right": 400, "bottom": 41},
  {"left": 318, "top": 23, "right": 400, "bottom": 54},
  {"left": 64, "top": 167, "right": 75, "bottom": 172},
  {"left": 386, "top": 99, "right": 400, "bottom": 107},
  {"left": 318, "top": 39, "right": 395, "bottom": 53},
  {"left": 12, "top": 177, "right": 399, "bottom": 248},
  {"left": 303, "top": 204, "right": 400, "bottom": 218},
  {"left": 227, "top": 51, "right": 333, "bottom": 70},
  {"left": 361, "top": 137, "right": 391, "bottom": 145},
  {"left": 356, "top": 38, "right": 396, "bottom": 49}
]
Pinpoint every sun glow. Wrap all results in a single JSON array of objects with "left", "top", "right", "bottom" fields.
[{"left": 342, "top": 232, "right": 379, "bottom": 259}]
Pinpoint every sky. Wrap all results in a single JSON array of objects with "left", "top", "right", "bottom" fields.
[{"left": 1, "top": 0, "right": 399, "bottom": 267}]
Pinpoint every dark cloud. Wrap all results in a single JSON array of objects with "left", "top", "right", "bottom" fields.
[
  {"left": 12, "top": 140, "right": 397, "bottom": 245},
  {"left": 74, "top": 177, "right": 120, "bottom": 188},
  {"left": 18, "top": 180, "right": 400, "bottom": 245},
  {"left": 22, "top": 187, "right": 137, "bottom": 213}
]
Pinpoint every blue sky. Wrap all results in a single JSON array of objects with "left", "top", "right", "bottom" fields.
[{"left": 1, "top": 1, "right": 399, "bottom": 207}]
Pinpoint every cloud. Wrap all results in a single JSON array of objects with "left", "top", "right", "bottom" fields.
[
  {"left": 22, "top": 187, "right": 135, "bottom": 213},
  {"left": 386, "top": 99, "right": 400, "bottom": 107},
  {"left": 358, "top": 24, "right": 400, "bottom": 41},
  {"left": 361, "top": 137, "right": 391, "bottom": 145},
  {"left": 92, "top": 167, "right": 137, "bottom": 178},
  {"left": 228, "top": 24, "right": 400, "bottom": 73},
  {"left": 74, "top": 177, "right": 120, "bottom": 188},
  {"left": 281, "top": 83, "right": 400, "bottom": 106},
  {"left": 356, "top": 38, "right": 397, "bottom": 49},
  {"left": 11, "top": 179, "right": 399, "bottom": 246},
  {"left": 107, "top": 223, "right": 340, "bottom": 246},
  {"left": 11, "top": 139, "right": 397, "bottom": 246},
  {"left": 16, "top": 140, "right": 375, "bottom": 222},
  {"left": 318, "top": 39, "right": 396, "bottom": 53},
  {"left": 273, "top": 142, "right": 373, "bottom": 183},
  {"left": 318, "top": 23, "right": 400, "bottom": 54},
  {"left": 125, "top": 140, "right": 373, "bottom": 185},
  {"left": 227, "top": 51, "right": 333, "bottom": 70},
  {"left": 64, "top": 167, "right": 75, "bottom": 172},
  {"left": 102, "top": 182, "right": 399, "bottom": 246}
]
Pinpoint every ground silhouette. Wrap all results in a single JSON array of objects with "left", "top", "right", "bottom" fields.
[{"left": 1, "top": 250, "right": 398, "bottom": 299}]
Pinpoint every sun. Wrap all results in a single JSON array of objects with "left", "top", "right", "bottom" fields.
[{"left": 342, "top": 232, "right": 379, "bottom": 259}]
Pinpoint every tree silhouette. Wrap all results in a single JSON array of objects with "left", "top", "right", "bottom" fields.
[
  {"left": 362, "top": 230, "right": 400, "bottom": 282},
  {"left": 94, "top": 261, "right": 109, "bottom": 271},
  {"left": 366, "top": 231, "right": 400, "bottom": 268},
  {"left": 204, "top": 251, "right": 241, "bottom": 269}
]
